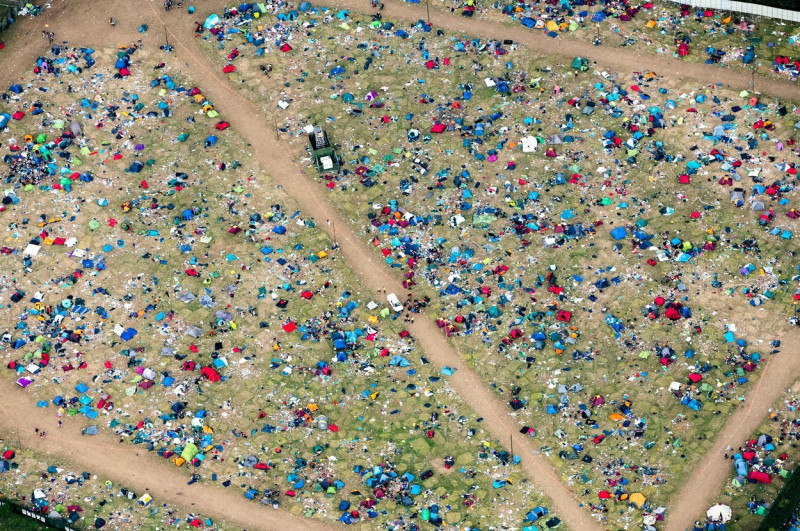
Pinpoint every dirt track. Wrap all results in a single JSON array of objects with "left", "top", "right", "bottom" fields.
[{"left": 0, "top": 1, "right": 798, "bottom": 530}]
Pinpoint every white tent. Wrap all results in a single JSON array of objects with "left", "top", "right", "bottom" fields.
[
  {"left": 521, "top": 136, "right": 538, "bottom": 153},
  {"left": 706, "top": 504, "right": 732, "bottom": 523}
]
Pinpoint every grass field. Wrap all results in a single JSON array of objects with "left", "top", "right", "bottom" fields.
[
  {"left": 0, "top": 37, "right": 558, "bottom": 529},
  {"left": 194, "top": 4, "right": 800, "bottom": 526}
]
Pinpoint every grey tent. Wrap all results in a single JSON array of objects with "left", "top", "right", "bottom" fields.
[
  {"left": 69, "top": 121, "right": 83, "bottom": 136},
  {"left": 548, "top": 135, "right": 563, "bottom": 145},
  {"left": 83, "top": 425, "right": 98, "bottom": 435},
  {"left": 751, "top": 200, "right": 765, "bottom": 211},
  {"left": 241, "top": 455, "right": 258, "bottom": 467},
  {"left": 214, "top": 310, "right": 232, "bottom": 322},
  {"left": 177, "top": 292, "right": 196, "bottom": 303},
  {"left": 199, "top": 294, "right": 216, "bottom": 308}
]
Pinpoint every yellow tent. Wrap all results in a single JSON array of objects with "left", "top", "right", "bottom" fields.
[
  {"left": 546, "top": 20, "right": 558, "bottom": 32},
  {"left": 609, "top": 412, "right": 624, "bottom": 422},
  {"left": 646, "top": 20, "right": 656, "bottom": 28},
  {"left": 630, "top": 492, "right": 647, "bottom": 509}
]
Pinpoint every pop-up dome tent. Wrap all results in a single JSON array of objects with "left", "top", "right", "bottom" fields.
[{"left": 203, "top": 14, "right": 220, "bottom": 29}]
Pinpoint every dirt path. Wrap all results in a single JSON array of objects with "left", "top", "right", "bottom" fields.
[
  {"left": 0, "top": 378, "right": 333, "bottom": 531},
  {"left": 313, "top": 0, "right": 800, "bottom": 101},
  {"left": 1, "top": 2, "right": 799, "bottom": 530}
]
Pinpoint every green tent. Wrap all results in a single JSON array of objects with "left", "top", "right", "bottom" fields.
[
  {"left": 571, "top": 57, "right": 589, "bottom": 71},
  {"left": 181, "top": 442, "right": 199, "bottom": 462},
  {"left": 472, "top": 213, "right": 496, "bottom": 228}
]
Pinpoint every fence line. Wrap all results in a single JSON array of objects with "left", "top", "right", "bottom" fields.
[{"left": 662, "top": 0, "right": 800, "bottom": 23}]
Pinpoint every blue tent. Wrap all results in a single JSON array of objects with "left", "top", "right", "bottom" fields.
[
  {"left": 389, "top": 355, "right": 411, "bottom": 367},
  {"left": 591, "top": 12, "right": 606, "bottom": 22},
  {"left": 9, "top": 84, "right": 23, "bottom": 94},
  {"left": 610, "top": 227, "right": 627, "bottom": 240},
  {"left": 121, "top": 328, "right": 138, "bottom": 341},
  {"left": 443, "top": 284, "right": 461, "bottom": 295},
  {"left": 126, "top": 161, "right": 144, "bottom": 173}
]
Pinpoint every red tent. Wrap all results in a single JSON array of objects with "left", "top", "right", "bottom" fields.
[
  {"left": 431, "top": 123, "right": 446, "bottom": 133},
  {"left": 201, "top": 366, "right": 221, "bottom": 382},
  {"left": 223, "top": 64, "right": 236, "bottom": 73},
  {"left": 748, "top": 470, "right": 772, "bottom": 484},
  {"left": 282, "top": 321, "right": 297, "bottom": 333},
  {"left": 678, "top": 42, "right": 689, "bottom": 57},
  {"left": 280, "top": 43, "right": 292, "bottom": 52},
  {"left": 556, "top": 310, "right": 572, "bottom": 322}
]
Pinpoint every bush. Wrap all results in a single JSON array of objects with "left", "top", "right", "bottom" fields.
[{"left": 758, "top": 468, "right": 800, "bottom": 531}]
